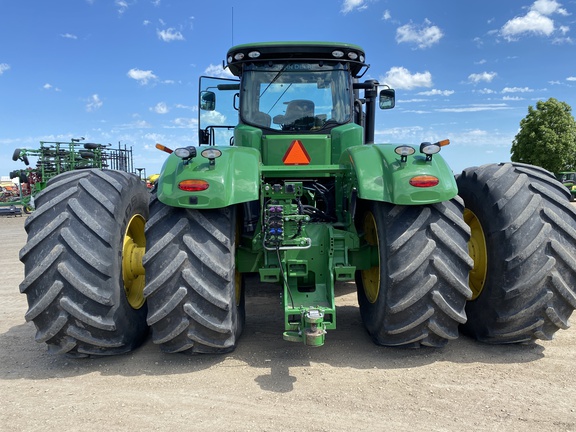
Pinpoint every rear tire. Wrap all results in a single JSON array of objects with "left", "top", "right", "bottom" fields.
[
  {"left": 356, "top": 198, "right": 473, "bottom": 347},
  {"left": 19, "top": 169, "right": 150, "bottom": 356},
  {"left": 143, "top": 194, "right": 245, "bottom": 354},
  {"left": 457, "top": 162, "right": 576, "bottom": 343}
]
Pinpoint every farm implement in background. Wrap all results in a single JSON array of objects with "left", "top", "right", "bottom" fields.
[{"left": 3, "top": 139, "right": 134, "bottom": 213}]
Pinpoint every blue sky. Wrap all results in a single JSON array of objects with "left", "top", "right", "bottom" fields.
[{"left": 1, "top": 0, "right": 575, "bottom": 179}]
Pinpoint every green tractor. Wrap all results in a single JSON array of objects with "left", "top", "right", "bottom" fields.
[
  {"left": 19, "top": 42, "right": 576, "bottom": 356},
  {"left": 556, "top": 171, "right": 576, "bottom": 201}
]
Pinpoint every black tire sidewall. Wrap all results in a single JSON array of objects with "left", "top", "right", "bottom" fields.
[
  {"left": 110, "top": 174, "right": 150, "bottom": 348},
  {"left": 356, "top": 201, "right": 391, "bottom": 335}
]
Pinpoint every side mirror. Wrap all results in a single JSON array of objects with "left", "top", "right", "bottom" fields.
[
  {"left": 200, "top": 91, "right": 216, "bottom": 111},
  {"left": 379, "top": 88, "right": 395, "bottom": 110}
]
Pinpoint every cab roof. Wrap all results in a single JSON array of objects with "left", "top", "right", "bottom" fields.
[{"left": 225, "top": 41, "right": 368, "bottom": 77}]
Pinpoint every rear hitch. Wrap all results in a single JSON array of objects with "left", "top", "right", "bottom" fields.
[{"left": 283, "top": 308, "right": 327, "bottom": 347}]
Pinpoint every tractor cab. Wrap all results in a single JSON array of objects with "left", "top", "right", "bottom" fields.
[{"left": 198, "top": 42, "right": 394, "bottom": 151}]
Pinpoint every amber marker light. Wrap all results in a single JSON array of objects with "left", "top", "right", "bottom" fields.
[
  {"left": 156, "top": 143, "right": 173, "bottom": 154},
  {"left": 409, "top": 175, "right": 439, "bottom": 188},
  {"left": 178, "top": 179, "right": 209, "bottom": 191}
]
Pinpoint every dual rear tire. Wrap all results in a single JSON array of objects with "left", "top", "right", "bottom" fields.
[
  {"left": 357, "top": 162, "right": 576, "bottom": 347},
  {"left": 19, "top": 170, "right": 149, "bottom": 356},
  {"left": 356, "top": 198, "right": 473, "bottom": 347},
  {"left": 456, "top": 163, "right": 576, "bottom": 343},
  {"left": 142, "top": 194, "right": 245, "bottom": 354},
  {"left": 19, "top": 172, "right": 244, "bottom": 357}
]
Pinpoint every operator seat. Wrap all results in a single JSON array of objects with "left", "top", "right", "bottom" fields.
[{"left": 273, "top": 100, "right": 315, "bottom": 130}]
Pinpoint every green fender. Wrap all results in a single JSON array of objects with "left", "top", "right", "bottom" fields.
[
  {"left": 156, "top": 146, "right": 261, "bottom": 209},
  {"left": 340, "top": 144, "right": 458, "bottom": 205}
]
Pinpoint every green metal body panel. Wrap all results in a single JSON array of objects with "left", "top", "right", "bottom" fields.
[
  {"left": 341, "top": 144, "right": 458, "bottom": 205},
  {"left": 156, "top": 146, "right": 261, "bottom": 209},
  {"left": 235, "top": 123, "right": 361, "bottom": 166}
]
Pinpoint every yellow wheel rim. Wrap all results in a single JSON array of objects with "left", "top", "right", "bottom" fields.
[
  {"left": 361, "top": 211, "right": 380, "bottom": 304},
  {"left": 464, "top": 209, "right": 487, "bottom": 300},
  {"left": 122, "top": 214, "right": 147, "bottom": 309}
]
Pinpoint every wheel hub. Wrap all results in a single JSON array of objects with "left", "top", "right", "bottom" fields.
[
  {"left": 122, "top": 214, "right": 147, "bottom": 309},
  {"left": 464, "top": 208, "right": 487, "bottom": 300}
]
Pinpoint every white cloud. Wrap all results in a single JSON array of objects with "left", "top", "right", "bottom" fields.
[
  {"left": 382, "top": 10, "right": 391, "bottom": 20},
  {"left": 43, "top": 83, "right": 61, "bottom": 91},
  {"left": 127, "top": 68, "right": 158, "bottom": 85},
  {"left": 374, "top": 125, "right": 424, "bottom": 140},
  {"left": 500, "top": 0, "right": 568, "bottom": 41},
  {"left": 341, "top": 0, "right": 366, "bottom": 14},
  {"left": 86, "top": 94, "right": 103, "bottom": 112},
  {"left": 60, "top": 33, "right": 78, "bottom": 40},
  {"left": 204, "top": 63, "right": 235, "bottom": 79},
  {"left": 200, "top": 111, "right": 227, "bottom": 125},
  {"left": 532, "top": 0, "right": 568, "bottom": 16},
  {"left": 396, "top": 19, "right": 443, "bottom": 49},
  {"left": 399, "top": 99, "right": 427, "bottom": 103},
  {"left": 153, "top": 102, "right": 169, "bottom": 114},
  {"left": 117, "top": 117, "right": 152, "bottom": 129},
  {"left": 172, "top": 117, "right": 198, "bottom": 128},
  {"left": 402, "top": 109, "right": 431, "bottom": 114},
  {"left": 437, "top": 104, "right": 511, "bottom": 113},
  {"left": 175, "top": 103, "right": 196, "bottom": 111},
  {"left": 417, "top": 89, "right": 455, "bottom": 96},
  {"left": 567, "top": 76, "right": 576, "bottom": 81},
  {"left": 552, "top": 36, "right": 572, "bottom": 44},
  {"left": 468, "top": 72, "right": 497, "bottom": 84},
  {"left": 0, "top": 63, "right": 10, "bottom": 75},
  {"left": 501, "top": 10, "right": 554, "bottom": 39},
  {"left": 157, "top": 28, "right": 184, "bottom": 42},
  {"left": 380, "top": 66, "right": 433, "bottom": 90},
  {"left": 477, "top": 88, "right": 497, "bottom": 94},
  {"left": 502, "top": 86, "right": 533, "bottom": 93},
  {"left": 464, "top": 129, "right": 488, "bottom": 137},
  {"left": 503, "top": 96, "right": 525, "bottom": 101},
  {"left": 116, "top": 0, "right": 129, "bottom": 15}
]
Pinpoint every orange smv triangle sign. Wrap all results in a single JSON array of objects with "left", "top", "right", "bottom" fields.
[{"left": 282, "top": 140, "right": 311, "bottom": 165}]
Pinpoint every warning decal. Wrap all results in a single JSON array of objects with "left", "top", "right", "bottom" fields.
[{"left": 282, "top": 140, "right": 311, "bottom": 165}]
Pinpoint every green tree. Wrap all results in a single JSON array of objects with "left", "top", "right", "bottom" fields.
[{"left": 510, "top": 98, "right": 576, "bottom": 173}]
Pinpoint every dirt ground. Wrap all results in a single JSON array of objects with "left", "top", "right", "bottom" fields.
[{"left": 1, "top": 214, "right": 575, "bottom": 432}]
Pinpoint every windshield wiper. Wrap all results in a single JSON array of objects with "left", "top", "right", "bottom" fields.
[{"left": 259, "top": 64, "right": 289, "bottom": 98}]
